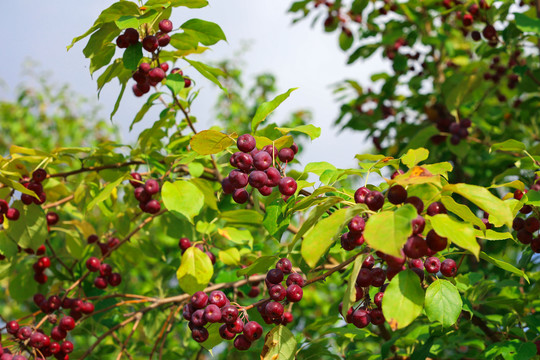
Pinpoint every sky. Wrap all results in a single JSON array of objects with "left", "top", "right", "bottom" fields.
[{"left": 0, "top": 1, "right": 388, "bottom": 169}]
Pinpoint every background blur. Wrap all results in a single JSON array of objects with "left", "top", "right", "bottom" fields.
[{"left": 0, "top": 0, "right": 387, "bottom": 168}]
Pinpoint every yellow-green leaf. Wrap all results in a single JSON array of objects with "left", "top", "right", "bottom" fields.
[
  {"left": 177, "top": 246, "right": 214, "bottom": 294},
  {"left": 190, "top": 130, "right": 234, "bottom": 155}
]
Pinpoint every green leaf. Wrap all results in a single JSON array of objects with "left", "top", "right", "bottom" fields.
[
  {"left": 9, "top": 270, "right": 38, "bottom": 303},
  {"left": 190, "top": 130, "right": 235, "bottom": 155},
  {"left": 339, "top": 31, "right": 354, "bottom": 51},
  {"left": 0, "top": 174, "right": 39, "bottom": 197},
  {"left": 526, "top": 190, "right": 540, "bottom": 206},
  {"left": 162, "top": 181, "right": 204, "bottom": 223},
  {"left": 341, "top": 255, "right": 365, "bottom": 317},
  {"left": 382, "top": 270, "right": 424, "bottom": 330},
  {"left": 425, "top": 280, "right": 462, "bottom": 327},
  {"left": 180, "top": 18, "right": 227, "bottom": 45},
  {"left": 429, "top": 214, "right": 479, "bottom": 259},
  {"left": 220, "top": 210, "right": 263, "bottom": 225},
  {"left": 514, "top": 13, "right": 540, "bottom": 34},
  {"left": 165, "top": 73, "right": 185, "bottom": 95},
  {"left": 146, "top": 0, "right": 208, "bottom": 8},
  {"left": 0, "top": 232, "right": 18, "bottom": 258},
  {"left": 485, "top": 340, "right": 537, "bottom": 360},
  {"left": 184, "top": 58, "right": 227, "bottom": 91},
  {"left": 401, "top": 148, "right": 429, "bottom": 168},
  {"left": 479, "top": 251, "right": 529, "bottom": 283},
  {"left": 474, "top": 229, "right": 513, "bottom": 241},
  {"left": 301, "top": 208, "right": 349, "bottom": 268},
  {"left": 263, "top": 200, "right": 291, "bottom": 240},
  {"left": 304, "top": 161, "right": 337, "bottom": 176},
  {"left": 4, "top": 201, "right": 47, "bottom": 250},
  {"left": 218, "top": 248, "right": 240, "bottom": 266},
  {"left": 90, "top": 43, "right": 116, "bottom": 74},
  {"left": 86, "top": 173, "right": 128, "bottom": 212},
  {"left": 130, "top": 92, "right": 163, "bottom": 130},
  {"left": 83, "top": 22, "right": 121, "bottom": 59},
  {"left": 440, "top": 196, "right": 485, "bottom": 230},
  {"left": 251, "top": 88, "right": 298, "bottom": 132},
  {"left": 191, "top": 178, "right": 218, "bottom": 210},
  {"left": 97, "top": 59, "right": 124, "bottom": 94},
  {"left": 401, "top": 126, "right": 439, "bottom": 154},
  {"left": 261, "top": 325, "right": 297, "bottom": 360},
  {"left": 490, "top": 139, "right": 526, "bottom": 153},
  {"left": 111, "top": 83, "right": 126, "bottom": 120},
  {"left": 122, "top": 42, "right": 143, "bottom": 71},
  {"left": 177, "top": 246, "right": 214, "bottom": 294},
  {"left": 115, "top": 15, "right": 139, "bottom": 29},
  {"left": 237, "top": 256, "right": 277, "bottom": 276},
  {"left": 275, "top": 124, "right": 321, "bottom": 140},
  {"left": 363, "top": 204, "right": 417, "bottom": 258},
  {"left": 443, "top": 183, "right": 513, "bottom": 228},
  {"left": 218, "top": 227, "right": 254, "bottom": 247},
  {"left": 170, "top": 32, "right": 200, "bottom": 50}
]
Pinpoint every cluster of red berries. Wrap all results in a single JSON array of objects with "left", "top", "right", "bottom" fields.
[
  {"left": 222, "top": 134, "right": 299, "bottom": 203},
  {"left": 20, "top": 169, "right": 48, "bottom": 206},
  {"left": 0, "top": 199, "right": 19, "bottom": 225},
  {"left": 337, "top": 175, "right": 460, "bottom": 328},
  {"left": 85, "top": 256, "right": 122, "bottom": 289},
  {"left": 512, "top": 185, "right": 540, "bottom": 253},
  {"left": 183, "top": 290, "right": 264, "bottom": 351},
  {"left": 115, "top": 20, "right": 192, "bottom": 97},
  {"left": 483, "top": 54, "right": 521, "bottom": 91},
  {"left": 256, "top": 258, "right": 301, "bottom": 326},
  {"left": 178, "top": 237, "right": 216, "bottom": 264},
  {"left": 32, "top": 256, "right": 51, "bottom": 284},
  {"left": 426, "top": 104, "right": 472, "bottom": 146},
  {"left": 0, "top": 295, "right": 95, "bottom": 359},
  {"left": 85, "top": 234, "right": 121, "bottom": 258},
  {"left": 129, "top": 173, "right": 161, "bottom": 214}
]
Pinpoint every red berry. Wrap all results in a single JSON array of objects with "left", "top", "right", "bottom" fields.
[
  {"left": 86, "top": 257, "right": 101, "bottom": 272},
  {"left": 59, "top": 316, "right": 75, "bottom": 332},
  {"left": 440, "top": 259, "right": 457, "bottom": 277},
  {"left": 159, "top": 19, "right": 173, "bottom": 33}
]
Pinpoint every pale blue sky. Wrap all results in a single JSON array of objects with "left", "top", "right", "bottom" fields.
[{"left": 0, "top": 1, "right": 387, "bottom": 169}]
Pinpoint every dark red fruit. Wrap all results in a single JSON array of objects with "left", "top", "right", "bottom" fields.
[
  {"left": 440, "top": 259, "right": 457, "bottom": 277},
  {"left": 51, "top": 326, "right": 67, "bottom": 341},
  {"left": 87, "top": 234, "right": 99, "bottom": 244},
  {"left": 209, "top": 290, "right": 227, "bottom": 308},
  {"left": 517, "top": 229, "right": 533, "bottom": 244},
  {"left": 278, "top": 148, "right": 295, "bottom": 163},
  {"left": 32, "top": 169, "right": 47, "bottom": 183},
  {"left": 86, "top": 257, "right": 100, "bottom": 272},
  {"left": 108, "top": 273, "right": 122, "bottom": 286},
  {"left": 365, "top": 191, "right": 385, "bottom": 211},
  {"left": 191, "top": 327, "right": 209, "bottom": 343},
  {"left": 159, "top": 19, "right": 173, "bottom": 33},
  {"left": 267, "top": 268, "right": 284, "bottom": 284},
  {"left": 286, "top": 273, "right": 304, "bottom": 287},
  {"left": 233, "top": 334, "right": 252, "bottom": 350},
  {"left": 354, "top": 187, "right": 370, "bottom": 204},
  {"left": 405, "top": 196, "right": 424, "bottom": 214},
  {"left": 220, "top": 305, "right": 238, "bottom": 324},
  {"left": 226, "top": 318, "right": 244, "bottom": 333},
  {"left": 278, "top": 177, "right": 297, "bottom": 196},
  {"left": 237, "top": 134, "right": 256, "bottom": 153},
  {"left": 370, "top": 308, "right": 385, "bottom": 325},
  {"left": 124, "top": 28, "right": 139, "bottom": 44},
  {"left": 356, "top": 268, "right": 372, "bottom": 287},
  {"left": 142, "top": 35, "right": 159, "bottom": 52},
  {"left": 6, "top": 208, "right": 20, "bottom": 221},
  {"left": 362, "top": 254, "right": 375, "bottom": 269},
  {"left": 427, "top": 202, "right": 447, "bottom": 216},
  {"left": 370, "top": 268, "right": 386, "bottom": 287},
  {"left": 348, "top": 215, "right": 365, "bottom": 233},
  {"left": 525, "top": 217, "right": 540, "bottom": 233},
  {"left": 352, "top": 308, "right": 371, "bottom": 328},
  {"left": 411, "top": 215, "right": 425, "bottom": 235},
  {"left": 232, "top": 189, "right": 249, "bottom": 204},
  {"left": 204, "top": 304, "right": 222, "bottom": 323},
  {"left": 46, "top": 212, "right": 59, "bottom": 226},
  {"left": 248, "top": 171, "right": 268, "bottom": 189},
  {"left": 387, "top": 185, "right": 407, "bottom": 205},
  {"left": 94, "top": 276, "right": 108, "bottom": 289},
  {"left": 59, "top": 316, "right": 75, "bottom": 332},
  {"left": 269, "top": 284, "right": 286, "bottom": 301},
  {"left": 286, "top": 284, "right": 303, "bottom": 302},
  {"left": 403, "top": 235, "right": 428, "bottom": 259},
  {"left": 374, "top": 292, "right": 384, "bottom": 307},
  {"left": 425, "top": 257, "right": 441, "bottom": 273},
  {"left": 191, "top": 291, "right": 208, "bottom": 309},
  {"left": 265, "top": 301, "right": 284, "bottom": 319},
  {"left": 426, "top": 230, "right": 447, "bottom": 252},
  {"left": 243, "top": 321, "right": 263, "bottom": 341},
  {"left": 276, "top": 258, "right": 292, "bottom": 274},
  {"left": 219, "top": 324, "right": 236, "bottom": 340}
]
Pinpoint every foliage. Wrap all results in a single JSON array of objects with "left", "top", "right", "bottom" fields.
[{"left": 0, "top": 1, "right": 539, "bottom": 360}]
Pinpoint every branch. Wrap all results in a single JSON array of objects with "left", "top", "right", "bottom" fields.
[{"left": 48, "top": 161, "right": 144, "bottom": 179}]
